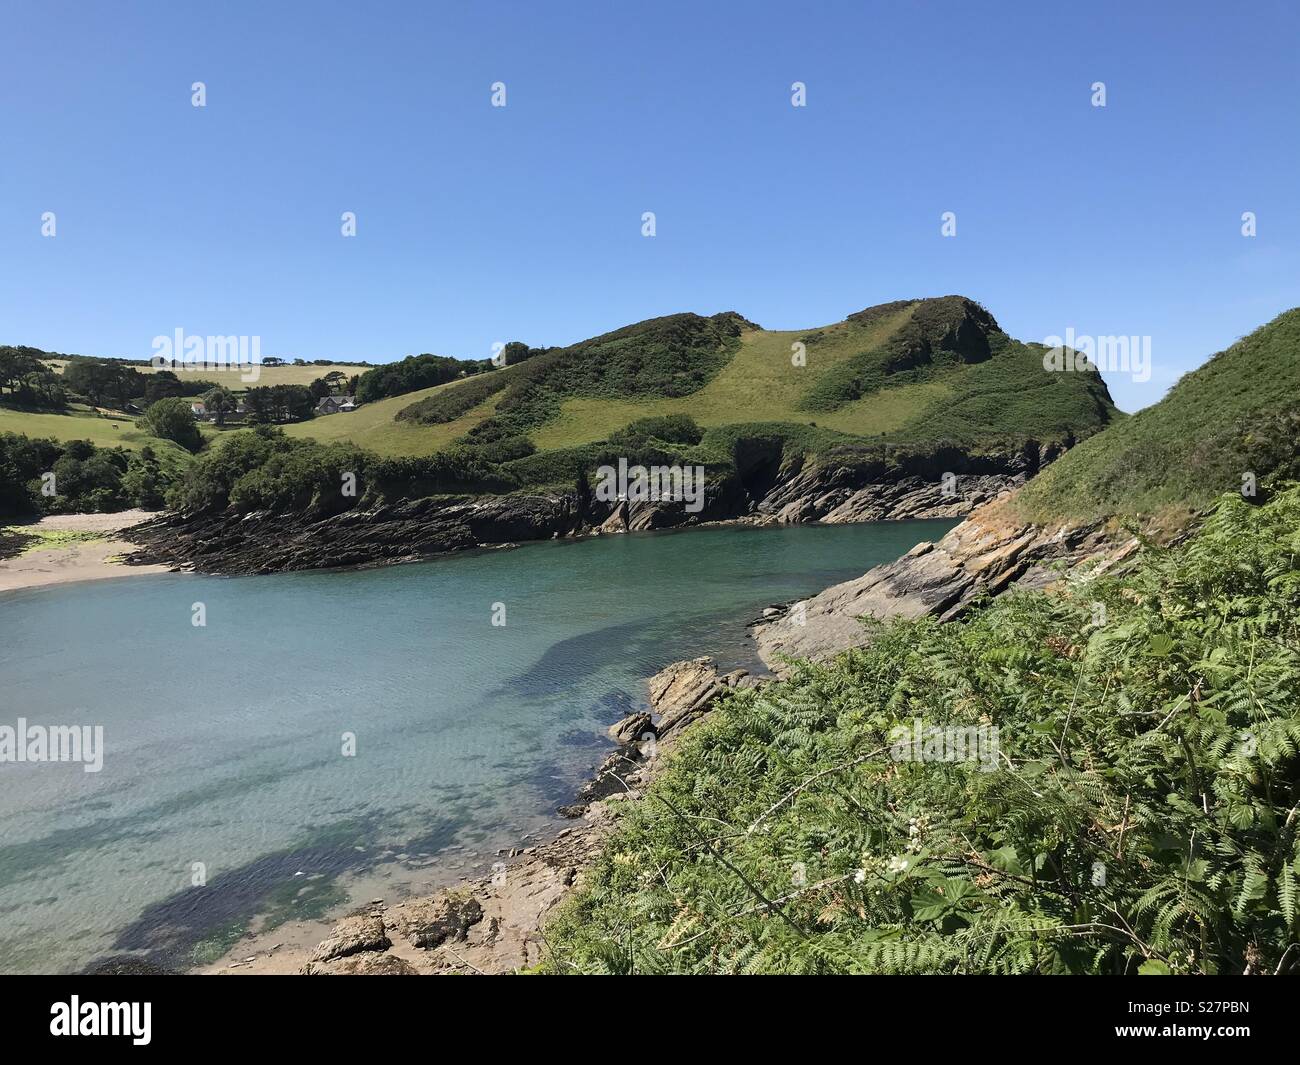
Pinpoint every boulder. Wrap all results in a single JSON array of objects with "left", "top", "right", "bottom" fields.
[
  {"left": 608, "top": 711, "right": 654, "bottom": 745},
  {"left": 392, "top": 890, "right": 483, "bottom": 949},
  {"left": 307, "top": 914, "right": 389, "bottom": 963},
  {"left": 647, "top": 657, "right": 743, "bottom": 739}
]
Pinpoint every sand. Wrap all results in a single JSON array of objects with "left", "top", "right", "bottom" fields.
[{"left": 0, "top": 510, "right": 172, "bottom": 593}]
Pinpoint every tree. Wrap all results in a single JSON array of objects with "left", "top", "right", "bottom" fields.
[
  {"left": 0, "top": 346, "right": 46, "bottom": 394},
  {"left": 245, "top": 384, "right": 315, "bottom": 424},
  {"left": 201, "top": 386, "right": 236, "bottom": 427},
  {"left": 63, "top": 361, "right": 141, "bottom": 410},
  {"left": 61, "top": 360, "right": 109, "bottom": 405},
  {"left": 144, "top": 371, "right": 184, "bottom": 406},
  {"left": 121, "top": 446, "right": 166, "bottom": 508},
  {"left": 139, "top": 397, "right": 202, "bottom": 452},
  {"left": 109, "top": 365, "right": 142, "bottom": 410}
]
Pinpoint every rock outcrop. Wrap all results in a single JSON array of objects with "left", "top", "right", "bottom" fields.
[
  {"left": 752, "top": 493, "right": 1138, "bottom": 671},
  {"left": 392, "top": 891, "right": 483, "bottom": 949},
  {"left": 123, "top": 443, "right": 1061, "bottom": 577},
  {"left": 307, "top": 914, "right": 390, "bottom": 963},
  {"left": 302, "top": 952, "right": 419, "bottom": 975}
]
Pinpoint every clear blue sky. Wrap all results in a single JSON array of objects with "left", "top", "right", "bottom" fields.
[{"left": 2, "top": 0, "right": 1297, "bottom": 412}]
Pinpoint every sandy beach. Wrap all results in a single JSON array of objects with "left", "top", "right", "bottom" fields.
[{"left": 0, "top": 510, "right": 172, "bottom": 593}]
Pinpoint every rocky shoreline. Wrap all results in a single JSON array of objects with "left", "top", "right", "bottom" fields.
[
  {"left": 122, "top": 445, "right": 1054, "bottom": 577},
  {"left": 751, "top": 493, "right": 1139, "bottom": 670},
  {"left": 214, "top": 484, "right": 1137, "bottom": 977}
]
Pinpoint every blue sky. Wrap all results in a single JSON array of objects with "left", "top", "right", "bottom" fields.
[{"left": 2, "top": 0, "right": 1297, "bottom": 412}]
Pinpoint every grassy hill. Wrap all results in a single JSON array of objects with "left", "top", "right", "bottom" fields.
[
  {"left": 0, "top": 403, "right": 208, "bottom": 462},
  {"left": 301, "top": 296, "right": 1120, "bottom": 474},
  {"left": 1018, "top": 308, "right": 1300, "bottom": 524},
  {"left": 279, "top": 377, "right": 504, "bottom": 455},
  {"left": 5, "top": 297, "right": 1122, "bottom": 510}
]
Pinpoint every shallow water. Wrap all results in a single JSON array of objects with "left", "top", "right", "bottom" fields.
[{"left": 0, "top": 518, "right": 956, "bottom": 973}]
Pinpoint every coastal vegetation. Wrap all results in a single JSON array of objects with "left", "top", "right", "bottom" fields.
[
  {"left": 138, "top": 397, "right": 203, "bottom": 452},
  {"left": 538, "top": 302, "right": 1300, "bottom": 975},
  {"left": 0, "top": 433, "right": 186, "bottom": 516},
  {"left": 1018, "top": 309, "right": 1300, "bottom": 525},
  {"left": 354, "top": 351, "right": 496, "bottom": 403},
  {"left": 543, "top": 484, "right": 1300, "bottom": 975},
  {"left": 1, "top": 298, "right": 1122, "bottom": 516}
]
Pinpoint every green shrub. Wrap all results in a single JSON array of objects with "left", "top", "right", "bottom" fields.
[{"left": 138, "top": 396, "right": 202, "bottom": 452}]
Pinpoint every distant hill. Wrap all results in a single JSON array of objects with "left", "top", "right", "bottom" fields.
[
  {"left": 1018, "top": 307, "right": 1300, "bottom": 524},
  {"left": 290, "top": 296, "right": 1119, "bottom": 482}
]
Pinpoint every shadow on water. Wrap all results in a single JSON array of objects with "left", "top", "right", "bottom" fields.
[
  {"left": 0, "top": 757, "right": 340, "bottom": 894},
  {"left": 96, "top": 810, "right": 464, "bottom": 972},
  {"left": 491, "top": 618, "right": 659, "bottom": 700}
]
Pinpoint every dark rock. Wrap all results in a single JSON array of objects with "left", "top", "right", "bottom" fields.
[{"left": 117, "top": 443, "right": 1064, "bottom": 578}]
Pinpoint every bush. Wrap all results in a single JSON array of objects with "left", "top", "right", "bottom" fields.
[
  {"left": 139, "top": 396, "right": 202, "bottom": 452},
  {"left": 0, "top": 433, "right": 178, "bottom": 516}
]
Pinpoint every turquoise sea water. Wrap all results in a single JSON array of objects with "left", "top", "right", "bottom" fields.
[{"left": 0, "top": 519, "right": 955, "bottom": 973}]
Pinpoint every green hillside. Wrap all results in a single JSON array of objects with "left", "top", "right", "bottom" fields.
[
  {"left": 1018, "top": 308, "right": 1300, "bottom": 523},
  {"left": 308, "top": 296, "right": 1119, "bottom": 473},
  {"left": 279, "top": 377, "right": 503, "bottom": 455},
  {"left": 5, "top": 297, "right": 1123, "bottom": 514}
]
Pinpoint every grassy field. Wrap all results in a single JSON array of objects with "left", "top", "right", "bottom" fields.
[
  {"left": 42, "top": 358, "right": 371, "bottom": 390},
  {"left": 277, "top": 299, "right": 1119, "bottom": 463},
  {"left": 15, "top": 297, "right": 1125, "bottom": 476},
  {"left": 0, "top": 403, "right": 200, "bottom": 486},
  {"left": 3, "top": 378, "right": 497, "bottom": 461},
  {"left": 1, "top": 404, "right": 161, "bottom": 449},
  {"left": 280, "top": 378, "right": 502, "bottom": 455}
]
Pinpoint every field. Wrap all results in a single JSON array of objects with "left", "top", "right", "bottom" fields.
[
  {"left": 0, "top": 403, "right": 200, "bottom": 485},
  {"left": 43, "top": 358, "right": 371, "bottom": 390},
  {"left": 1, "top": 403, "right": 171, "bottom": 449},
  {"left": 280, "top": 379, "right": 502, "bottom": 456}
]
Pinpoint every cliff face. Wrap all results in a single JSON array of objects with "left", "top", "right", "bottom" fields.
[{"left": 123, "top": 443, "right": 1057, "bottom": 575}]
